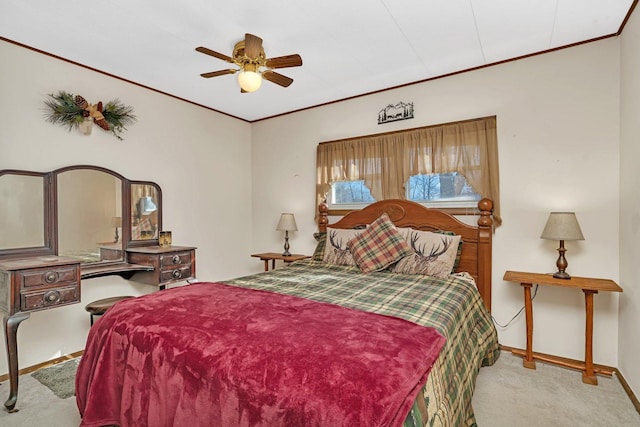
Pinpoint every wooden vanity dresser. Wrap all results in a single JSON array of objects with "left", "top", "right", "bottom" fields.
[
  {"left": 0, "top": 165, "right": 196, "bottom": 412},
  {"left": 0, "top": 248, "right": 196, "bottom": 412}
]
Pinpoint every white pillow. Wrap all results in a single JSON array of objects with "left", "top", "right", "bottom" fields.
[{"left": 391, "top": 229, "right": 461, "bottom": 278}]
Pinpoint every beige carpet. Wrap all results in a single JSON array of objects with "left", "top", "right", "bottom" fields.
[
  {"left": 473, "top": 351, "right": 640, "bottom": 426},
  {"left": 0, "top": 350, "right": 638, "bottom": 426}
]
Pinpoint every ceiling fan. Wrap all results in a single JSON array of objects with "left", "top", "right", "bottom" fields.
[{"left": 196, "top": 33, "right": 303, "bottom": 93}]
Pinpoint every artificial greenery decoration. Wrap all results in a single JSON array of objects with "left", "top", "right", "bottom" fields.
[{"left": 44, "top": 91, "right": 136, "bottom": 140}]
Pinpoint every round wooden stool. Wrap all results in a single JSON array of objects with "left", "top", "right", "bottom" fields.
[{"left": 85, "top": 296, "right": 134, "bottom": 325}]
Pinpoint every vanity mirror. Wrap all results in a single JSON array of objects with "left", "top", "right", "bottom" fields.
[
  {"left": 0, "top": 170, "right": 52, "bottom": 257},
  {"left": 57, "top": 167, "right": 124, "bottom": 263},
  {"left": 130, "top": 182, "right": 161, "bottom": 244},
  {"left": 0, "top": 165, "right": 161, "bottom": 266}
]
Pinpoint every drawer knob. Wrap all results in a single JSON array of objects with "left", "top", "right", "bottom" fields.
[
  {"left": 172, "top": 255, "right": 181, "bottom": 264},
  {"left": 44, "top": 271, "right": 59, "bottom": 284},
  {"left": 172, "top": 269, "right": 182, "bottom": 279},
  {"left": 44, "top": 290, "right": 61, "bottom": 304}
]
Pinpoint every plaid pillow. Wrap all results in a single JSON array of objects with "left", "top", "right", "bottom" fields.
[
  {"left": 347, "top": 214, "right": 412, "bottom": 273},
  {"left": 312, "top": 232, "right": 326, "bottom": 261},
  {"left": 132, "top": 218, "right": 154, "bottom": 240}
]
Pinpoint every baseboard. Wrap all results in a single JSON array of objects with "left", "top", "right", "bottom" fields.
[
  {"left": 0, "top": 350, "right": 84, "bottom": 383},
  {"left": 499, "top": 344, "right": 616, "bottom": 375},
  {"left": 616, "top": 369, "right": 640, "bottom": 415},
  {"left": 500, "top": 344, "right": 639, "bottom": 415}
]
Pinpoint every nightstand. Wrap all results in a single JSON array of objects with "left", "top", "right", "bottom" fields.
[
  {"left": 503, "top": 270, "right": 622, "bottom": 385},
  {"left": 251, "top": 252, "right": 310, "bottom": 271}
]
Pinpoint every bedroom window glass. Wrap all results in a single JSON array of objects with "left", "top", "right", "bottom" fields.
[
  {"left": 331, "top": 180, "right": 376, "bottom": 205},
  {"left": 330, "top": 173, "right": 480, "bottom": 206},
  {"left": 317, "top": 116, "right": 501, "bottom": 225},
  {"left": 407, "top": 173, "right": 480, "bottom": 206}
]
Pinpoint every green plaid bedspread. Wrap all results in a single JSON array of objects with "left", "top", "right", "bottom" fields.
[{"left": 226, "top": 259, "right": 500, "bottom": 427}]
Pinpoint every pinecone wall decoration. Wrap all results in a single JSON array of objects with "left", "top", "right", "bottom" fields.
[{"left": 44, "top": 91, "right": 136, "bottom": 140}]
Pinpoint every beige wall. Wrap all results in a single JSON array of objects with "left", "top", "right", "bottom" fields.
[
  {"left": 1, "top": 25, "right": 637, "bottom": 401},
  {"left": 620, "top": 7, "right": 640, "bottom": 398},
  {"left": 252, "top": 38, "right": 623, "bottom": 368},
  {"left": 0, "top": 40, "right": 253, "bottom": 374}
]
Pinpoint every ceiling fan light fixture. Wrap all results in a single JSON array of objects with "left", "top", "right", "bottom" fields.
[
  {"left": 237, "top": 69, "right": 262, "bottom": 92},
  {"left": 197, "top": 33, "right": 301, "bottom": 92}
]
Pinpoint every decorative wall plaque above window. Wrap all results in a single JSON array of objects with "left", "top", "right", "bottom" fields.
[{"left": 378, "top": 101, "right": 414, "bottom": 125}]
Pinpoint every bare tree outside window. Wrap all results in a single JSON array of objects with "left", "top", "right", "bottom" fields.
[
  {"left": 331, "top": 181, "right": 375, "bottom": 204},
  {"left": 408, "top": 173, "right": 479, "bottom": 202},
  {"left": 332, "top": 173, "right": 479, "bottom": 205}
]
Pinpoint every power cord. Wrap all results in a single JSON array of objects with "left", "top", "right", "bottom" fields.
[{"left": 492, "top": 284, "right": 539, "bottom": 328}]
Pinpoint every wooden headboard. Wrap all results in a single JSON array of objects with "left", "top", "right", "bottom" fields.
[{"left": 318, "top": 199, "right": 494, "bottom": 312}]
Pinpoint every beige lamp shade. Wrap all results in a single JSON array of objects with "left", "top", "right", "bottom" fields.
[
  {"left": 111, "top": 216, "right": 122, "bottom": 227},
  {"left": 276, "top": 213, "right": 298, "bottom": 231},
  {"left": 540, "top": 212, "right": 584, "bottom": 241}
]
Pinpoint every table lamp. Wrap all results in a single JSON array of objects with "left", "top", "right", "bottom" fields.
[
  {"left": 111, "top": 216, "right": 122, "bottom": 243},
  {"left": 540, "top": 212, "right": 584, "bottom": 279},
  {"left": 276, "top": 213, "right": 298, "bottom": 256}
]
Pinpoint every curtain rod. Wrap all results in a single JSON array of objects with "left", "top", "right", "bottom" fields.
[{"left": 318, "top": 115, "right": 496, "bottom": 145}]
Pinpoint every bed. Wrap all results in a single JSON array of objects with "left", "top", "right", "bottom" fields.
[{"left": 76, "top": 199, "right": 499, "bottom": 427}]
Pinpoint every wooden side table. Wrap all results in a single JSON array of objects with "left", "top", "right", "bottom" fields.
[
  {"left": 251, "top": 253, "right": 310, "bottom": 271},
  {"left": 503, "top": 270, "right": 622, "bottom": 385}
]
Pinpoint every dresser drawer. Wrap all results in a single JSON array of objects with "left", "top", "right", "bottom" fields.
[
  {"left": 21, "top": 285, "right": 80, "bottom": 311},
  {"left": 0, "top": 256, "right": 81, "bottom": 315},
  {"left": 160, "top": 252, "right": 192, "bottom": 268},
  {"left": 18, "top": 266, "right": 79, "bottom": 289},
  {"left": 159, "top": 265, "right": 192, "bottom": 283}
]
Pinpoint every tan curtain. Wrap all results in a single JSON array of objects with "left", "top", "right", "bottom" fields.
[{"left": 316, "top": 116, "right": 501, "bottom": 225}]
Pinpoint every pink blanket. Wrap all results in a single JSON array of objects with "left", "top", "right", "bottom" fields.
[{"left": 76, "top": 282, "right": 445, "bottom": 426}]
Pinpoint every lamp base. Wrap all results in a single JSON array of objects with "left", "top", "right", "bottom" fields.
[
  {"left": 282, "top": 231, "right": 291, "bottom": 257},
  {"left": 553, "top": 271, "right": 571, "bottom": 280},
  {"left": 553, "top": 240, "right": 571, "bottom": 279}
]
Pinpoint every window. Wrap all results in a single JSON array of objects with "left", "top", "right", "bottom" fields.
[
  {"left": 331, "top": 180, "right": 375, "bottom": 205},
  {"left": 407, "top": 173, "right": 480, "bottom": 205},
  {"left": 330, "top": 173, "right": 480, "bottom": 208},
  {"left": 317, "top": 116, "right": 501, "bottom": 224}
]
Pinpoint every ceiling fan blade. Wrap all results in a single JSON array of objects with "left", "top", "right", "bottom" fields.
[
  {"left": 266, "top": 54, "right": 303, "bottom": 69},
  {"left": 263, "top": 70, "right": 293, "bottom": 88},
  {"left": 244, "top": 33, "right": 263, "bottom": 59},
  {"left": 200, "top": 69, "right": 237, "bottom": 78},
  {"left": 195, "top": 46, "right": 234, "bottom": 64}
]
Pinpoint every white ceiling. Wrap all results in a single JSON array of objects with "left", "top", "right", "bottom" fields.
[{"left": 1, "top": 0, "right": 635, "bottom": 122}]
